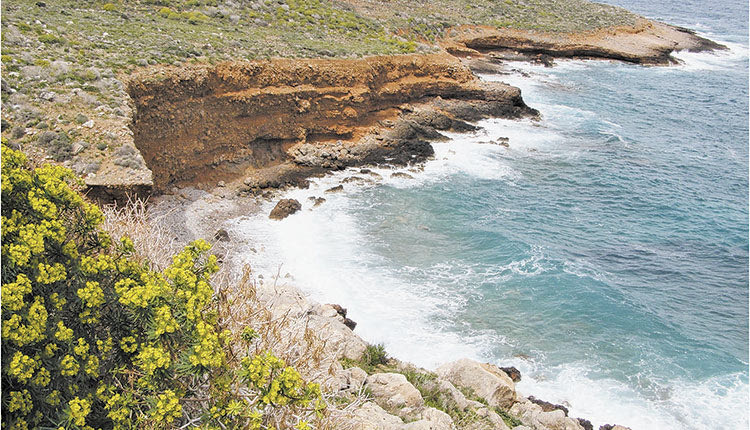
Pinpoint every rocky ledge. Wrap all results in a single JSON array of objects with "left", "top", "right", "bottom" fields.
[
  {"left": 443, "top": 18, "right": 727, "bottom": 65},
  {"left": 126, "top": 53, "right": 537, "bottom": 192}
]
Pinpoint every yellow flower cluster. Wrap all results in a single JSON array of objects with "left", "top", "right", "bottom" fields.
[
  {"left": 36, "top": 262, "right": 66, "bottom": 285},
  {"left": 136, "top": 345, "right": 171, "bottom": 375},
  {"left": 9, "top": 352, "right": 37, "bottom": 384},
  {"left": 9, "top": 390, "right": 33, "bottom": 414},
  {"left": 120, "top": 336, "right": 138, "bottom": 354},
  {"left": 54, "top": 321, "right": 73, "bottom": 342},
  {"left": 240, "top": 351, "right": 321, "bottom": 408},
  {"left": 150, "top": 390, "right": 182, "bottom": 423},
  {"left": 1, "top": 274, "right": 32, "bottom": 311},
  {"left": 60, "top": 355, "right": 79, "bottom": 377},
  {"left": 67, "top": 397, "right": 91, "bottom": 427},
  {"left": 154, "top": 305, "right": 178, "bottom": 336},
  {"left": 74, "top": 338, "right": 90, "bottom": 356},
  {"left": 188, "top": 321, "right": 224, "bottom": 368},
  {"left": 2, "top": 296, "right": 48, "bottom": 347},
  {"left": 77, "top": 281, "right": 104, "bottom": 308}
]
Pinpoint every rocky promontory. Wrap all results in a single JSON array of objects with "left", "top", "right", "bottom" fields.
[
  {"left": 443, "top": 18, "right": 727, "bottom": 65},
  {"left": 127, "top": 53, "right": 537, "bottom": 192}
]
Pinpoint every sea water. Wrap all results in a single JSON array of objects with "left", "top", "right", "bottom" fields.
[{"left": 231, "top": 1, "right": 749, "bottom": 428}]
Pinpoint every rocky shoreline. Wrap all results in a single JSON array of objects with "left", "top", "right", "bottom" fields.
[
  {"left": 76, "top": 16, "right": 724, "bottom": 201},
  {"left": 120, "top": 21, "right": 729, "bottom": 429},
  {"left": 143, "top": 154, "right": 634, "bottom": 430}
]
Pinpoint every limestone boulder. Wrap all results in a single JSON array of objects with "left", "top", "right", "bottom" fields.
[
  {"left": 475, "top": 407, "right": 511, "bottom": 430},
  {"left": 339, "top": 366, "right": 368, "bottom": 394},
  {"left": 436, "top": 378, "right": 483, "bottom": 411},
  {"left": 403, "top": 407, "right": 454, "bottom": 430},
  {"left": 435, "top": 358, "right": 516, "bottom": 409},
  {"left": 509, "top": 400, "right": 585, "bottom": 430},
  {"left": 366, "top": 372, "right": 424, "bottom": 409},
  {"left": 350, "top": 402, "right": 405, "bottom": 430}
]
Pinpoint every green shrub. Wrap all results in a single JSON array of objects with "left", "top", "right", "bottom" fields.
[
  {"left": 158, "top": 6, "right": 172, "bottom": 18},
  {"left": 0, "top": 146, "right": 325, "bottom": 429},
  {"left": 102, "top": 3, "right": 118, "bottom": 12},
  {"left": 38, "top": 34, "right": 63, "bottom": 45},
  {"left": 363, "top": 343, "right": 388, "bottom": 367}
]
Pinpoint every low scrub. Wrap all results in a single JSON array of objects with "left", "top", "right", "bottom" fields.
[{"left": 1, "top": 145, "right": 326, "bottom": 429}]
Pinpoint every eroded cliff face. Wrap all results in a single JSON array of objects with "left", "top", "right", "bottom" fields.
[{"left": 127, "top": 53, "right": 536, "bottom": 191}]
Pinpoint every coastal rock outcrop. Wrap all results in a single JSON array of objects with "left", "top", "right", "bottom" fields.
[
  {"left": 268, "top": 198, "right": 302, "bottom": 220},
  {"left": 445, "top": 19, "right": 727, "bottom": 65},
  {"left": 436, "top": 358, "right": 517, "bottom": 409},
  {"left": 127, "top": 53, "right": 537, "bottom": 191},
  {"left": 510, "top": 399, "right": 585, "bottom": 430}
]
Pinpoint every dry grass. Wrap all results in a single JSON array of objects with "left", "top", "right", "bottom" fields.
[{"left": 99, "top": 195, "right": 181, "bottom": 270}]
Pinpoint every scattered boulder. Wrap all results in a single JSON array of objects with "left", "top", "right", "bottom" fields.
[
  {"left": 325, "top": 185, "right": 344, "bottom": 193},
  {"left": 475, "top": 407, "right": 511, "bottom": 430},
  {"left": 499, "top": 366, "right": 521, "bottom": 382},
  {"left": 269, "top": 199, "right": 301, "bottom": 220},
  {"left": 436, "top": 358, "right": 516, "bottom": 409},
  {"left": 391, "top": 172, "right": 414, "bottom": 179},
  {"left": 327, "top": 303, "right": 357, "bottom": 330},
  {"left": 214, "top": 228, "right": 230, "bottom": 242},
  {"left": 528, "top": 396, "right": 568, "bottom": 415},
  {"left": 600, "top": 426, "right": 632, "bottom": 430},
  {"left": 510, "top": 400, "right": 585, "bottom": 430},
  {"left": 577, "top": 418, "right": 593, "bottom": 430},
  {"left": 350, "top": 402, "right": 404, "bottom": 430},
  {"left": 339, "top": 366, "right": 368, "bottom": 393},
  {"left": 403, "top": 407, "right": 454, "bottom": 430},
  {"left": 366, "top": 372, "right": 424, "bottom": 409},
  {"left": 307, "top": 196, "right": 326, "bottom": 207},
  {"left": 436, "top": 378, "right": 483, "bottom": 411}
]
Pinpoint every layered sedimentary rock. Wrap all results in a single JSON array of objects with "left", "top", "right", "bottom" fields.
[
  {"left": 127, "top": 53, "right": 536, "bottom": 191},
  {"left": 445, "top": 19, "right": 726, "bottom": 64}
]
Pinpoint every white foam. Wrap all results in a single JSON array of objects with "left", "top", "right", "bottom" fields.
[
  {"left": 671, "top": 39, "right": 748, "bottom": 71},
  {"left": 515, "top": 363, "right": 749, "bottom": 430}
]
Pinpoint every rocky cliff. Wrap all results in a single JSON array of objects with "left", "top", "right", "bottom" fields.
[{"left": 127, "top": 53, "right": 537, "bottom": 191}]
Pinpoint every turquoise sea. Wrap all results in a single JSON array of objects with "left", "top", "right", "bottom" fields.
[{"left": 234, "top": 1, "right": 749, "bottom": 428}]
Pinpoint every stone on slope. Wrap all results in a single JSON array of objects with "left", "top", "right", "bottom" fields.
[
  {"left": 350, "top": 402, "right": 405, "bottom": 430},
  {"left": 366, "top": 372, "right": 424, "bottom": 409},
  {"left": 403, "top": 407, "right": 454, "bottom": 430},
  {"left": 435, "top": 358, "right": 516, "bottom": 409},
  {"left": 509, "top": 400, "right": 585, "bottom": 430}
]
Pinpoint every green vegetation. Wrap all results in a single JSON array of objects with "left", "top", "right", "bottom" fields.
[
  {"left": 341, "top": 342, "right": 388, "bottom": 373},
  {"left": 1, "top": 145, "right": 325, "bottom": 429}
]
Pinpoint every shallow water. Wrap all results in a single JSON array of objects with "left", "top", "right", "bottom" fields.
[{"left": 231, "top": 1, "right": 749, "bottom": 428}]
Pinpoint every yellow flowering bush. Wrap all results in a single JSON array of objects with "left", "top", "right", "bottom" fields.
[{"left": 1, "top": 145, "right": 325, "bottom": 429}]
